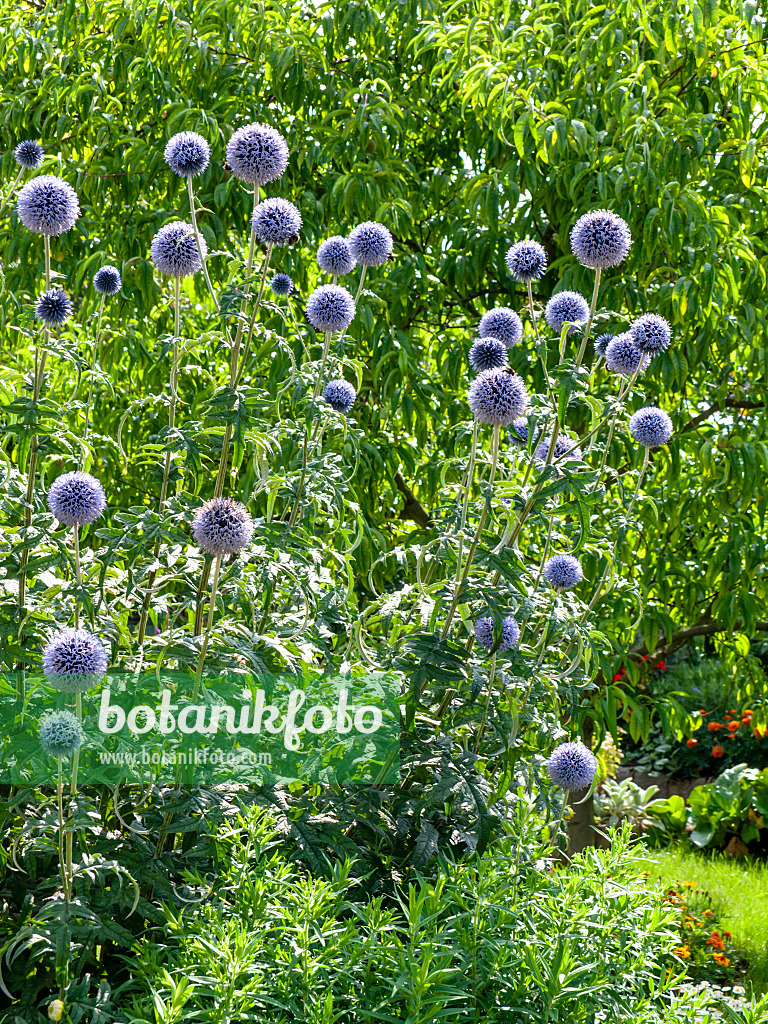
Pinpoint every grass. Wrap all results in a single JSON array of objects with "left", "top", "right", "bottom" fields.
[{"left": 635, "top": 844, "right": 768, "bottom": 996}]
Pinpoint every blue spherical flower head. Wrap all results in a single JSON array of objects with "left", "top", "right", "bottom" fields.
[
  {"left": 545, "top": 291, "right": 589, "bottom": 335},
  {"left": 39, "top": 709, "right": 85, "bottom": 759},
  {"left": 505, "top": 239, "right": 548, "bottom": 282},
  {"left": 322, "top": 379, "right": 356, "bottom": 414},
  {"left": 510, "top": 417, "right": 532, "bottom": 446},
  {"left": 14, "top": 139, "right": 44, "bottom": 170},
  {"left": 48, "top": 471, "right": 106, "bottom": 527},
  {"left": 150, "top": 221, "right": 206, "bottom": 277},
  {"left": 317, "top": 236, "right": 356, "bottom": 277},
  {"left": 164, "top": 131, "right": 210, "bottom": 177},
  {"left": 534, "top": 433, "right": 582, "bottom": 465},
  {"left": 192, "top": 497, "right": 253, "bottom": 557},
  {"left": 270, "top": 272, "right": 294, "bottom": 297},
  {"left": 16, "top": 175, "right": 80, "bottom": 236},
  {"left": 43, "top": 628, "right": 109, "bottom": 693},
  {"left": 348, "top": 221, "right": 393, "bottom": 266},
  {"left": 604, "top": 332, "right": 650, "bottom": 377},
  {"left": 629, "top": 406, "right": 673, "bottom": 448},
  {"left": 468, "top": 368, "right": 528, "bottom": 427},
  {"left": 593, "top": 333, "right": 613, "bottom": 358},
  {"left": 226, "top": 122, "right": 289, "bottom": 185},
  {"left": 93, "top": 265, "right": 121, "bottom": 296},
  {"left": 474, "top": 615, "right": 520, "bottom": 652},
  {"left": 252, "top": 197, "right": 302, "bottom": 246},
  {"left": 570, "top": 209, "right": 632, "bottom": 270},
  {"left": 35, "top": 288, "right": 72, "bottom": 328},
  {"left": 547, "top": 741, "right": 598, "bottom": 791},
  {"left": 305, "top": 285, "right": 356, "bottom": 333},
  {"left": 469, "top": 337, "right": 507, "bottom": 373},
  {"left": 630, "top": 313, "right": 672, "bottom": 355},
  {"left": 478, "top": 307, "right": 523, "bottom": 349},
  {"left": 543, "top": 553, "right": 583, "bottom": 591}
]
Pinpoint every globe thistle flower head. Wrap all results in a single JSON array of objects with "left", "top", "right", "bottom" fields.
[
  {"left": 252, "top": 197, "right": 302, "bottom": 246},
  {"left": 478, "top": 307, "right": 523, "bottom": 349},
  {"left": 270, "top": 272, "right": 294, "bottom": 297},
  {"left": 468, "top": 368, "right": 528, "bottom": 427},
  {"left": 505, "top": 239, "right": 548, "bottom": 282},
  {"left": 322, "top": 379, "right": 356, "bottom": 414},
  {"left": 93, "top": 265, "right": 122, "bottom": 296},
  {"left": 348, "top": 221, "right": 393, "bottom": 266},
  {"left": 570, "top": 209, "right": 632, "bottom": 269},
  {"left": 317, "top": 235, "right": 356, "bottom": 277},
  {"left": 593, "top": 333, "right": 613, "bottom": 358},
  {"left": 534, "top": 433, "right": 583, "bottom": 465},
  {"left": 545, "top": 291, "right": 589, "bottom": 335},
  {"left": 629, "top": 406, "right": 673, "bottom": 448},
  {"left": 14, "top": 139, "right": 44, "bottom": 170},
  {"left": 469, "top": 336, "right": 507, "bottom": 373},
  {"left": 543, "top": 553, "right": 583, "bottom": 591},
  {"left": 35, "top": 288, "right": 72, "bottom": 328},
  {"left": 305, "top": 284, "right": 356, "bottom": 333},
  {"left": 547, "top": 741, "right": 598, "bottom": 791},
  {"left": 510, "top": 417, "right": 532, "bottom": 446},
  {"left": 150, "top": 221, "right": 205, "bottom": 277},
  {"left": 39, "top": 709, "right": 85, "bottom": 759},
  {"left": 16, "top": 175, "right": 80, "bottom": 236},
  {"left": 630, "top": 313, "right": 672, "bottom": 355},
  {"left": 164, "top": 131, "right": 210, "bottom": 177},
  {"left": 604, "top": 332, "right": 650, "bottom": 377},
  {"left": 48, "top": 471, "right": 106, "bottom": 526},
  {"left": 191, "top": 497, "right": 254, "bottom": 557},
  {"left": 42, "top": 629, "right": 109, "bottom": 694},
  {"left": 474, "top": 615, "right": 520, "bottom": 652},
  {"left": 225, "top": 122, "right": 289, "bottom": 185}
]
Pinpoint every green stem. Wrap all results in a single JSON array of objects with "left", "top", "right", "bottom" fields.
[
  {"left": 473, "top": 652, "right": 497, "bottom": 754},
  {"left": 312, "top": 331, "right": 333, "bottom": 399},
  {"left": 0, "top": 167, "right": 24, "bottom": 221},
  {"left": 186, "top": 174, "right": 221, "bottom": 315},
  {"left": 233, "top": 243, "right": 272, "bottom": 389},
  {"left": 65, "top": 692, "right": 82, "bottom": 892},
  {"left": 575, "top": 268, "right": 601, "bottom": 367},
  {"left": 81, "top": 295, "right": 105, "bottom": 468},
  {"left": 354, "top": 265, "right": 367, "bottom": 303},
  {"left": 287, "top": 425, "right": 311, "bottom": 528},
  {"left": 192, "top": 555, "right": 222, "bottom": 702},
  {"left": 57, "top": 756, "right": 70, "bottom": 903},
  {"left": 625, "top": 447, "right": 650, "bottom": 521},
  {"left": 73, "top": 526, "right": 81, "bottom": 631},
  {"left": 228, "top": 184, "right": 260, "bottom": 386}
]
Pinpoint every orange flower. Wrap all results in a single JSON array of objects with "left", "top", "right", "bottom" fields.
[
  {"left": 728, "top": 721, "right": 740, "bottom": 732},
  {"left": 707, "top": 931, "right": 725, "bottom": 950},
  {"left": 742, "top": 709, "right": 753, "bottom": 719},
  {"left": 686, "top": 738, "right": 698, "bottom": 748},
  {"left": 712, "top": 745, "right": 725, "bottom": 757},
  {"left": 682, "top": 881, "right": 695, "bottom": 888},
  {"left": 708, "top": 721, "right": 724, "bottom": 733},
  {"left": 728, "top": 708, "right": 737, "bottom": 714},
  {"left": 703, "top": 910, "right": 715, "bottom": 919},
  {"left": 723, "top": 931, "right": 732, "bottom": 939},
  {"left": 713, "top": 952, "right": 730, "bottom": 967},
  {"left": 698, "top": 709, "right": 709, "bottom": 715},
  {"left": 674, "top": 945, "right": 691, "bottom": 959}
]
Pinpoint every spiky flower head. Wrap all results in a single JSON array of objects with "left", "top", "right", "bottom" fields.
[
  {"left": 543, "top": 553, "right": 583, "bottom": 591},
  {"left": 39, "top": 709, "right": 85, "bottom": 759},
  {"left": 469, "top": 337, "right": 507, "bottom": 373},
  {"left": 191, "top": 497, "right": 254, "bottom": 557},
  {"left": 474, "top": 615, "right": 520, "bottom": 652},
  {"left": 505, "top": 239, "right": 548, "bottom": 282},
  {"left": 48, "top": 471, "right": 106, "bottom": 526},
  {"left": 547, "top": 741, "right": 598, "bottom": 791},
  {"left": 317, "top": 235, "right": 356, "bottom": 277},
  {"left": 630, "top": 313, "right": 672, "bottom": 355},
  {"left": 270, "top": 272, "right": 294, "bottom": 297},
  {"left": 305, "top": 284, "right": 356, "bottom": 333},
  {"left": 150, "top": 221, "right": 205, "bottom": 277},
  {"left": 35, "top": 288, "right": 72, "bottom": 328},
  {"left": 42, "top": 628, "right": 109, "bottom": 693},
  {"left": 164, "top": 131, "right": 210, "bottom": 177},
  {"left": 570, "top": 209, "right": 632, "bottom": 270},
  {"left": 604, "top": 332, "right": 650, "bottom": 377},
  {"left": 629, "top": 406, "right": 673, "bottom": 448},
  {"left": 510, "top": 418, "right": 532, "bottom": 446},
  {"left": 225, "top": 122, "right": 289, "bottom": 185},
  {"left": 322, "top": 379, "right": 356, "bottom": 414},
  {"left": 593, "top": 333, "right": 613, "bottom": 358},
  {"left": 16, "top": 175, "right": 80, "bottom": 236},
  {"left": 348, "top": 221, "right": 393, "bottom": 266},
  {"left": 478, "top": 307, "right": 523, "bottom": 349},
  {"left": 534, "top": 433, "right": 583, "bottom": 464},
  {"left": 545, "top": 291, "right": 589, "bottom": 335},
  {"left": 14, "top": 139, "right": 44, "bottom": 170},
  {"left": 93, "top": 265, "right": 121, "bottom": 296},
  {"left": 252, "top": 197, "right": 302, "bottom": 246},
  {"left": 468, "top": 368, "right": 528, "bottom": 427}
]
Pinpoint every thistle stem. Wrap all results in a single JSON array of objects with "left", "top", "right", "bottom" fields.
[
  {"left": 81, "top": 294, "right": 105, "bottom": 468},
  {"left": 626, "top": 447, "right": 650, "bottom": 521},
  {"left": 312, "top": 331, "right": 333, "bottom": 399},
  {"left": 65, "top": 692, "right": 82, "bottom": 894},
  {"left": 473, "top": 652, "right": 497, "bottom": 754},
  {"left": 57, "top": 755, "right": 71, "bottom": 903},
  {"left": 186, "top": 174, "right": 221, "bottom": 316},
  {"left": 575, "top": 268, "right": 601, "bottom": 367},
  {"left": 0, "top": 167, "right": 24, "bottom": 221},
  {"left": 73, "top": 526, "right": 81, "bottom": 631},
  {"left": 233, "top": 243, "right": 272, "bottom": 389},
  {"left": 192, "top": 554, "right": 222, "bottom": 701}
]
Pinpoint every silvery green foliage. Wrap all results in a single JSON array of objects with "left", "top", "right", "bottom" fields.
[
  {"left": 505, "top": 239, "right": 547, "bottom": 282},
  {"left": 469, "top": 336, "right": 507, "bottom": 372},
  {"left": 35, "top": 287, "right": 72, "bottom": 327},
  {"left": 570, "top": 209, "right": 632, "bottom": 269},
  {"left": 604, "top": 332, "right": 650, "bottom": 376},
  {"left": 42, "top": 628, "right": 109, "bottom": 693},
  {"left": 544, "top": 290, "right": 589, "bottom": 334},
  {"left": 468, "top": 368, "right": 528, "bottom": 426},
  {"left": 150, "top": 221, "right": 206, "bottom": 277},
  {"left": 547, "top": 741, "right": 598, "bottom": 790},
  {"left": 317, "top": 235, "right": 356, "bottom": 276},
  {"left": 48, "top": 471, "right": 106, "bottom": 526},
  {"left": 225, "top": 122, "right": 289, "bottom": 185},
  {"left": 474, "top": 615, "right": 520, "bottom": 651},
  {"left": 39, "top": 709, "right": 85, "bottom": 758},
  {"left": 164, "top": 131, "right": 210, "bottom": 177},
  {"left": 630, "top": 312, "right": 672, "bottom": 354},
  {"left": 348, "top": 221, "right": 393, "bottom": 266},
  {"left": 630, "top": 406, "right": 674, "bottom": 447},
  {"left": 251, "top": 197, "right": 302, "bottom": 245},
  {"left": 543, "top": 553, "right": 583, "bottom": 590},
  {"left": 305, "top": 284, "right": 356, "bottom": 331},
  {"left": 14, "top": 139, "right": 43, "bottom": 170},
  {"left": 93, "top": 265, "right": 121, "bottom": 296},
  {"left": 322, "top": 379, "right": 356, "bottom": 413},
  {"left": 191, "top": 497, "right": 254, "bottom": 556},
  {"left": 16, "top": 174, "right": 79, "bottom": 235},
  {"left": 478, "top": 307, "right": 522, "bottom": 348}
]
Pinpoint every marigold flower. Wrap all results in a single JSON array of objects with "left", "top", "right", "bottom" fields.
[
  {"left": 703, "top": 910, "right": 715, "bottom": 919},
  {"left": 723, "top": 931, "right": 731, "bottom": 939},
  {"left": 727, "top": 721, "right": 740, "bottom": 733},
  {"left": 707, "top": 721, "right": 723, "bottom": 733},
  {"left": 673, "top": 946, "right": 691, "bottom": 960},
  {"left": 713, "top": 952, "right": 730, "bottom": 966},
  {"left": 686, "top": 738, "right": 698, "bottom": 748},
  {"left": 711, "top": 745, "right": 725, "bottom": 758}
]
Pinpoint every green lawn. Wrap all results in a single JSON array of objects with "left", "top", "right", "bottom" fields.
[{"left": 635, "top": 845, "right": 768, "bottom": 996}]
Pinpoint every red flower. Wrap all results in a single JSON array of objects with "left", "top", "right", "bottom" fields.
[
  {"left": 711, "top": 745, "right": 725, "bottom": 758},
  {"left": 686, "top": 738, "right": 698, "bottom": 749}
]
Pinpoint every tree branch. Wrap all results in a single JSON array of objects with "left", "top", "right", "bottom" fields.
[
  {"left": 393, "top": 471, "right": 433, "bottom": 529},
  {"left": 679, "top": 397, "right": 764, "bottom": 433}
]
